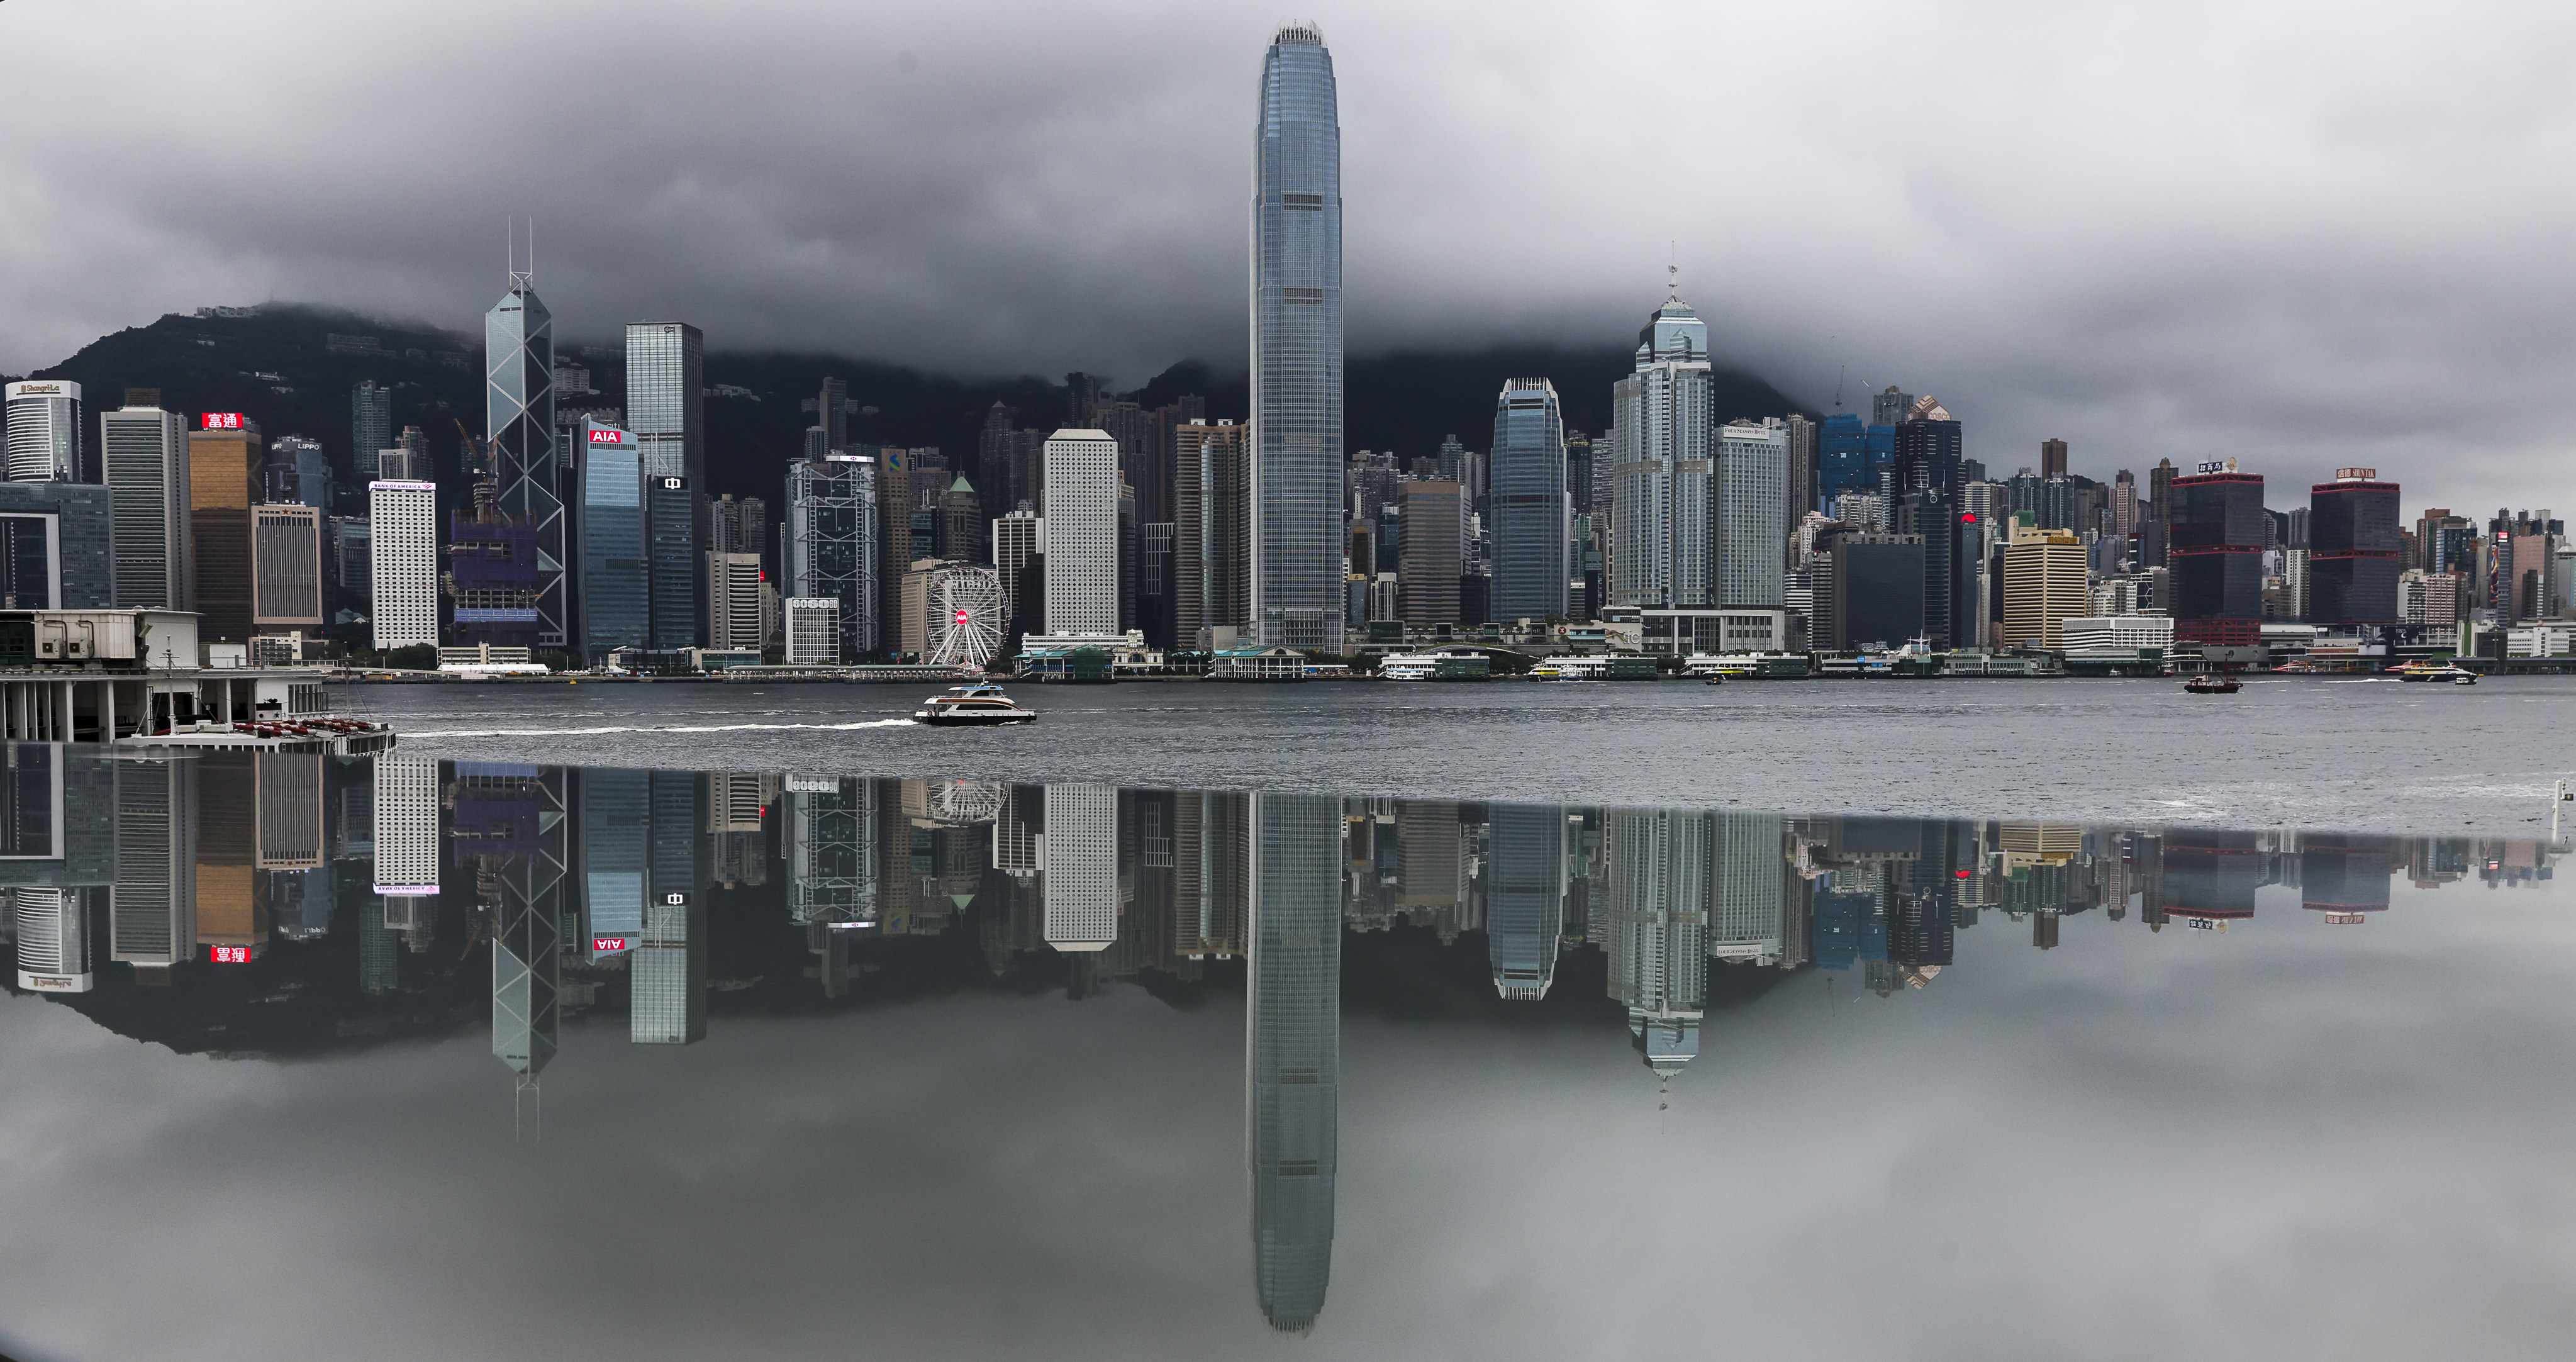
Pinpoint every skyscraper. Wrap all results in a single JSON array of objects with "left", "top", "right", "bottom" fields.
[
  {"left": 1817, "top": 410, "right": 1872, "bottom": 503},
  {"left": 784, "top": 454, "right": 878, "bottom": 660},
  {"left": 2040, "top": 437, "right": 2068, "bottom": 480},
  {"left": 706, "top": 552, "right": 767, "bottom": 650},
  {"left": 1488, "top": 377, "right": 1568, "bottom": 622},
  {"left": 252, "top": 504, "right": 326, "bottom": 637},
  {"left": 368, "top": 479, "right": 438, "bottom": 650},
  {"left": 1247, "top": 791, "right": 1340, "bottom": 1332},
  {"left": 577, "top": 419, "right": 647, "bottom": 659},
  {"left": 2000, "top": 516, "right": 2088, "bottom": 650},
  {"left": 487, "top": 271, "right": 565, "bottom": 649},
  {"left": 100, "top": 401, "right": 192, "bottom": 610},
  {"left": 1174, "top": 418, "right": 1248, "bottom": 647},
  {"left": 189, "top": 415, "right": 264, "bottom": 642},
  {"left": 4, "top": 380, "right": 84, "bottom": 482},
  {"left": 1611, "top": 293, "right": 1714, "bottom": 608},
  {"left": 2309, "top": 469, "right": 2400, "bottom": 625},
  {"left": 1251, "top": 26, "right": 1345, "bottom": 652},
  {"left": 1399, "top": 479, "right": 1464, "bottom": 627},
  {"left": 628, "top": 321, "right": 705, "bottom": 649},
  {"left": 1716, "top": 420, "right": 1788, "bottom": 606},
  {"left": 352, "top": 381, "right": 392, "bottom": 478},
  {"left": 2171, "top": 463, "right": 2266, "bottom": 656},
  {"left": 1486, "top": 805, "right": 1565, "bottom": 1000},
  {"left": 1039, "top": 429, "right": 1120, "bottom": 637}
]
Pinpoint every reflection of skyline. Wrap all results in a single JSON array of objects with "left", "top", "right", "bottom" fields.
[{"left": 1247, "top": 792, "right": 1339, "bottom": 1334}]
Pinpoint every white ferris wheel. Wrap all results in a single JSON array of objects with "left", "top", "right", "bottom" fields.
[{"left": 925, "top": 564, "right": 1005, "bottom": 669}]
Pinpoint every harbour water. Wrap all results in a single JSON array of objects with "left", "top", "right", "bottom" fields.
[{"left": 1, "top": 744, "right": 2571, "bottom": 1360}]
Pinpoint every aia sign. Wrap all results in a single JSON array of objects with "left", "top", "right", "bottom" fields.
[
  {"left": 202, "top": 412, "right": 245, "bottom": 430},
  {"left": 587, "top": 428, "right": 627, "bottom": 444},
  {"left": 593, "top": 936, "right": 631, "bottom": 952},
  {"left": 209, "top": 945, "right": 252, "bottom": 964}
]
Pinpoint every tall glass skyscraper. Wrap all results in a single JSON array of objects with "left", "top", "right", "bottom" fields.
[
  {"left": 1610, "top": 295, "right": 1715, "bottom": 608},
  {"left": 1488, "top": 378, "right": 1568, "bottom": 622},
  {"left": 487, "top": 275, "right": 565, "bottom": 649},
  {"left": 1251, "top": 26, "right": 1344, "bottom": 652},
  {"left": 628, "top": 322, "right": 704, "bottom": 649}
]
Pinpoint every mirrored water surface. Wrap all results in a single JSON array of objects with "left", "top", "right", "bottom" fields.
[{"left": 3, "top": 745, "right": 2572, "bottom": 1361}]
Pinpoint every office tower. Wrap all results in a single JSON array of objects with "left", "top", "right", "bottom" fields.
[
  {"left": 705, "top": 552, "right": 767, "bottom": 650},
  {"left": 1041, "top": 784, "right": 1118, "bottom": 951},
  {"left": 935, "top": 476, "right": 986, "bottom": 564},
  {"left": 189, "top": 415, "right": 264, "bottom": 642},
  {"left": 709, "top": 493, "right": 767, "bottom": 562},
  {"left": 1486, "top": 805, "right": 1565, "bottom": 1000},
  {"left": 1780, "top": 413, "right": 1817, "bottom": 559},
  {"left": 2170, "top": 464, "right": 2266, "bottom": 656},
  {"left": 1400, "top": 480, "right": 1464, "bottom": 626},
  {"left": 1817, "top": 411, "right": 1871, "bottom": 502},
  {"left": 2399, "top": 569, "right": 2461, "bottom": 626},
  {"left": 1869, "top": 386, "right": 1913, "bottom": 429},
  {"left": 1891, "top": 396, "right": 1962, "bottom": 503},
  {"left": 1251, "top": 25, "right": 1346, "bottom": 652},
  {"left": 252, "top": 504, "right": 325, "bottom": 635},
  {"left": 2145, "top": 457, "right": 2177, "bottom": 566},
  {"left": 647, "top": 471, "right": 696, "bottom": 649},
  {"left": 580, "top": 768, "right": 647, "bottom": 961},
  {"left": 1139, "top": 520, "right": 1177, "bottom": 648},
  {"left": 873, "top": 449, "right": 915, "bottom": 649},
  {"left": 378, "top": 425, "right": 431, "bottom": 483},
  {"left": 993, "top": 508, "right": 1044, "bottom": 626},
  {"left": 4, "top": 380, "right": 84, "bottom": 482},
  {"left": 1174, "top": 418, "right": 1249, "bottom": 646},
  {"left": 487, "top": 269, "right": 566, "bottom": 649},
  {"left": 576, "top": 420, "right": 647, "bottom": 659},
  {"left": 1827, "top": 531, "right": 1926, "bottom": 649},
  {"left": 1610, "top": 293, "right": 1714, "bottom": 608},
  {"left": 782, "top": 598, "right": 840, "bottom": 664},
  {"left": 2000, "top": 516, "right": 2088, "bottom": 649},
  {"left": 784, "top": 454, "right": 878, "bottom": 659},
  {"left": 815, "top": 376, "right": 852, "bottom": 452},
  {"left": 490, "top": 769, "right": 567, "bottom": 1088},
  {"left": 630, "top": 771, "right": 708, "bottom": 1042},
  {"left": 1247, "top": 791, "right": 1341, "bottom": 1332},
  {"left": 352, "top": 380, "right": 391, "bottom": 476},
  {"left": 2110, "top": 469, "right": 2139, "bottom": 537},
  {"left": 627, "top": 321, "right": 705, "bottom": 647},
  {"left": 270, "top": 434, "right": 330, "bottom": 510},
  {"left": 1607, "top": 808, "right": 1708, "bottom": 1079},
  {"left": 1038, "top": 430, "right": 1118, "bottom": 636},
  {"left": 111, "top": 755, "right": 197, "bottom": 979},
  {"left": 1488, "top": 378, "right": 1568, "bottom": 622},
  {"left": 2310, "top": 469, "right": 2400, "bottom": 625},
  {"left": 1717, "top": 420, "right": 1788, "bottom": 606},
  {"left": 2040, "top": 437, "right": 2068, "bottom": 480},
  {"left": 367, "top": 479, "right": 438, "bottom": 650},
  {"left": 1707, "top": 812, "right": 1787, "bottom": 965},
  {"left": 100, "top": 401, "right": 192, "bottom": 609}
]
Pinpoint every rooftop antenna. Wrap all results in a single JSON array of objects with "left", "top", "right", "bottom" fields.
[{"left": 1832, "top": 363, "right": 1847, "bottom": 411}]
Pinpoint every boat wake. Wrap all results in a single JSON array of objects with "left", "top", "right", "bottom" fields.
[{"left": 403, "top": 718, "right": 916, "bottom": 739}]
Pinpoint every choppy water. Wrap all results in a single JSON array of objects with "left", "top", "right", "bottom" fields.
[
  {"left": 352, "top": 674, "right": 2576, "bottom": 834},
  {"left": 3, "top": 745, "right": 2572, "bottom": 1361}
]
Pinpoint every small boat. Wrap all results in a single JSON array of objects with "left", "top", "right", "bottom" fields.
[
  {"left": 2397, "top": 661, "right": 2478, "bottom": 683},
  {"left": 911, "top": 684, "right": 1037, "bottom": 726},
  {"left": 2185, "top": 674, "right": 2241, "bottom": 695},
  {"left": 2451, "top": 672, "right": 2478, "bottom": 686}
]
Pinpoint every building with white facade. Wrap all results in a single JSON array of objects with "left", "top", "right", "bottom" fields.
[
  {"left": 4, "top": 380, "right": 83, "bottom": 482},
  {"left": 101, "top": 401, "right": 192, "bottom": 609},
  {"left": 1041, "top": 430, "right": 1120, "bottom": 637},
  {"left": 783, "top": 596, "right": 840, "bottom": 665},
  {"left": 1041, "top": 783, "right": 1118, "bottom": 951},
  {"left": 367, "top": 481, "right": 438, "bottom": 650},
  {"left": 1611, "top": 296, "right": 1714, "bottom": 609},
  {"left": 1715, "top": 420, "right": 1788, "bottom": 607},
  {"left": 706, "top": 551, "right": 767, "bottom": 651},
  {"left": 2061, "top": 615, "right": 2177, "bottom": 652}
]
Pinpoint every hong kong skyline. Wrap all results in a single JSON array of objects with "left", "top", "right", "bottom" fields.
[{"left": 3, "top": 1, "right": 2570, "bottom": 513}]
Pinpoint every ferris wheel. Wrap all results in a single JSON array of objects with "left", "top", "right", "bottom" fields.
[
  {"left": 925, "top": 564, "right": 1005, "bottom": 668},
  {"left": 931, "top": 779, "right": 1004, "bottom": 825}
]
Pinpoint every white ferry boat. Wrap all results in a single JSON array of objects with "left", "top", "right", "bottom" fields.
[
  {"left": 1378, "top": 650, "right": 1492, "bottom": 681},
  {"left": 910, "top": 684, "right": 1037, "bottom": 726}
]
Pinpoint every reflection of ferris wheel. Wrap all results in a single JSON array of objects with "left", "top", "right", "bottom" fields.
[
  {"left": 925, "top": 565, "right": 1005, "bottom": 667},
  {"left": 932, "top": 780, "right": 1003, "bottom": 825}
]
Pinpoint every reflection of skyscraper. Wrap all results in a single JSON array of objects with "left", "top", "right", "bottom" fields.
[
  {"left": 2300, "top": 833, "right": 2397, "bottom": 924},
  {"left": 1707, "top": 812, "right": 1787, "bottom": 966},
  {"left": 633, "top": 771, "right": 708, "bottom": 1044},
  {"left": 1486, "top": 804, "right": 1564, "bottom": 1000},
  {"left": 1043, "top": 784, "right": 1118, "bottom": 952},
  {"left": 583, "top": 769, "right": 647, "bottom": 957},
  {"left": 1176, "top": 790, "right": 1248, "bottom": 959},
  {"left": 787, "top": 774, "right": 877, "bottom": 996},
  {"left": 491, "top": 769, "right": 569, "bottom": 1086},
  {"left": 2159, "top": 830, "right": 2263, "bottom": 922},
  {"left": 1607, "top": 809, "right": 1708, "bottom": 1076},
  {"left": 13, "top": 887, "right": 94, "bottom": 992},
  {"left": 1247, "top": 791, "right": 1340, "bottom": 1332},
  {"left": 256, "top": 754, "right": 324, "bottom": 871},
  {"left": 195, "top": 753, "right": 262, "bottom": 963},
  {"left": 110, "top": 754, "right": 196, "bottom": 981}
]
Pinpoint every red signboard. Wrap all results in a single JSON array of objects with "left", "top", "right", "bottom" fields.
[
  {"left": 592, "top": 936, "right": 630, "bottom": 952},
  {"left": 588, "top": 428, "right": 625, "bottom": 444},
  {"left": 209, "top": 945, "right": 251, "bottom": 964},
  {"left": 955, "top": 610, "right": 969, "bottom": 623},
  {"left": 201, "top": 412, "right": 245, "bottom": 430}
]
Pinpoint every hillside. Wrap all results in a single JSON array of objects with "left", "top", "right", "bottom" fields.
[{"left": 26, "top": 304, "right": 1814, "bottom": 507}]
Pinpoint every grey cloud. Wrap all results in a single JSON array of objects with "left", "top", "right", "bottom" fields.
[{"left": 4, "top": 1, "right": 2573, "bottom": 509}]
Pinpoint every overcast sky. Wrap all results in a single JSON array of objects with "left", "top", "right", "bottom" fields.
[{"left": 5, "top": 0, "right": 2573, "bottom": 511}]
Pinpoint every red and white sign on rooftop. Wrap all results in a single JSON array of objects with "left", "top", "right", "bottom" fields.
[{"left": 201, "top": 412, "right": 245, "bottom": 430}]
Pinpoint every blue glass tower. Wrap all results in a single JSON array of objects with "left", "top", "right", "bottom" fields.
[
  {"left": 1488, "top": 378, "right": 1568, "bottom": 621},
  {"left": 486, "top": 270, "right": 566, "bottom": 649},
  {"left": 576, "top": 420, "right": 647, "bottom": 661},
  {"left": 1251, "top": 26, "right": 1344, "bottom": 652},
  {"left": 1817, "top": 411, "right": 1871, "bottom": 502}
]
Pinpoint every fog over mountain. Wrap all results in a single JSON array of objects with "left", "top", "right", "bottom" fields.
[{"left": 3, "top": 0, "right": 2570, "bottom": 509}]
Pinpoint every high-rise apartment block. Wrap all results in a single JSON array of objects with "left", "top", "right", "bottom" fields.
[
  {"left": 368, "top": 480, "right": 438, "bottom": 650},
  {"left": 1251, "top": 26, "right": 1346, "bottom": 652},
  {"left": 100, "top": 401, "right": 191, "bottom": 610},
  {"left": 1488, "top": 378, "right": 1567, "bottom": 622}
]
